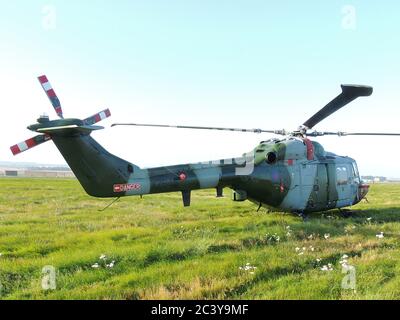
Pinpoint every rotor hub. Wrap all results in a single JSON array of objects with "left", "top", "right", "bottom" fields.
[{"left": 37, "top": 114, "right": 50, "bottom": 124}]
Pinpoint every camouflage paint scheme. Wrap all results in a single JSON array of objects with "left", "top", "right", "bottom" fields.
[
  {"left": 12, "top": 76, "right": 375, "bottom": 215},
  {"left": 43, "top": 123, "right": 368, "bottom": 214}
]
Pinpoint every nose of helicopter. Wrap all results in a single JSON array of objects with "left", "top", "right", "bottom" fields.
[{"left": 358, "top": 183, "right": 370, "bottom": 200}]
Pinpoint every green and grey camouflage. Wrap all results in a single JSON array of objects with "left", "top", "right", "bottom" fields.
[{"left": 12, "top": 76, "right": 400, "bottom": 216}]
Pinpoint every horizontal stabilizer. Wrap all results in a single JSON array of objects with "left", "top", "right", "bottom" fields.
[{"left": 37, "top": 124, "right": 104, "bottom": 134}]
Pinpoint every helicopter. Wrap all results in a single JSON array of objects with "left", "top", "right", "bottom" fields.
[{"left": 10, "top": 75, "right": 400, "bottom": 217}]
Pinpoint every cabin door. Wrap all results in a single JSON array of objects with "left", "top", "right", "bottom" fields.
[
  {"left": 309, "top": 164, "right": 329, "bottom": 210},
  {"left": 334, "top": 163, "right": 354, "bottom": 207}
]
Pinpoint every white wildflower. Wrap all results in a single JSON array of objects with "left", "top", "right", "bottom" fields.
[
  {"left": 324, "top": 233, "right": 330, "bottom": 239},
  {"left": 321, "top": 263, "right": 334, "bottom": 271},
  {"left": 91, "top": 263, "right": 99, "bottom": 268},
  {"left": 339, "top": 259, "right": 348, "bottom": 267},
  {"left": 296, "top": 246, "right": 308, "bottom": 255},
  {"left": 266, "top": 233, "right": 280, "bottom": 243},
  {"left": 376, "top": 232, "right": 384, "bottom": 239},
  {"left": 239, "top": 263, "right": 257, "bottom": 273}
]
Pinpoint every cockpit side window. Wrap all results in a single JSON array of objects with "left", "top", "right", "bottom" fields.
[
  {"left": 352, "top": 162, "right": 360, "bottom": 184},
  {"left": 336, "top": 166, "right": 348, "bottom": 185}
]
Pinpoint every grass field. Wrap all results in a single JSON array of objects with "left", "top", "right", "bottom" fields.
[{"left": 1, "top": 178, "right": 400, "bottom": 300}]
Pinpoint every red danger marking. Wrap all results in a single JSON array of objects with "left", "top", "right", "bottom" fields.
[{"left": 113, "top": 183, "right": 141, "bottom": 192}]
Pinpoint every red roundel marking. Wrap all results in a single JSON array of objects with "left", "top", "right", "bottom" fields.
[{"left": 179, "top": 173, "right": 187, "bottom": 181}]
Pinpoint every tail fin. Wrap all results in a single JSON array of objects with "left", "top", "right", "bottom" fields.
[{"left": 51, "top": 133, "right": 136, "bottom": 197}]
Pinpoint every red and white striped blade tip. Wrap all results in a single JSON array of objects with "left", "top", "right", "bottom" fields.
[
  {"left": 84, "top": 109, "right": 111, "bottom": 125},
  {"left": 37, "top": 75, "right": 63, "bottom": 118},
  {"left": 10, "top": 135, "right": 51, "bottom": 155}
]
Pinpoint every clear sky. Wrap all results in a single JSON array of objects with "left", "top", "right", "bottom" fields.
[{"left": 1, "top": 1, "right": 400, "bottom": 177}]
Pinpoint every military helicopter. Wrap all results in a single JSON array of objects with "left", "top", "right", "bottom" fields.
[{"left": 10, "top": 76, "right": 400, "bottom": 217}]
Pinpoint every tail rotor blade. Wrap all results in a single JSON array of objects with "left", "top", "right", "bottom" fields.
[
  {"left": 84, "top": 108, "right": 111, "bottom": 125},
  {"left": 10, "top": 134, "right": 51, "bottom": 155},
  {"left": 38, "top": 75, "right": 63, "bottom": 118}
]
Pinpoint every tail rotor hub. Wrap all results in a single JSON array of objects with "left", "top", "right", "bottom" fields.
[{"left": 10, "top": 75, "right": 111, "bottom": 155}]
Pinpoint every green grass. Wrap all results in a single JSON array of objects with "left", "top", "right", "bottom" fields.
[{"left": 1, "top": 178, "right": 400, "bottom": 300}]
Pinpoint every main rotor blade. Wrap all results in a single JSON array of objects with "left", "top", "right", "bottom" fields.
[
  {"left": 10, "top": 134, "right": 51, "bottom": 155},
  {"left": 307, "top": 131, "right": 400, "bottom": 137},
  {"left": 111, "top": 123, "right": 286, "bottom": 135},
  {"left": 303, "top": 85, "right": 373, "bottom": 129},
  {"left": 38, "top": 75, "right": 63, "bottom": 118},
  {"left": 344, "top": 133, "right": 400, "bottom": 136}
]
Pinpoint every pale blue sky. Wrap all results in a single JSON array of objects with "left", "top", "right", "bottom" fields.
[{"left": 1, "top": 1, "right": 400, "bottom": 177}]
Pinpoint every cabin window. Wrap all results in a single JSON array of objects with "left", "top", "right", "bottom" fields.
[{"left": 336, "top": 166, "right": 348, "bottom": 185}]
